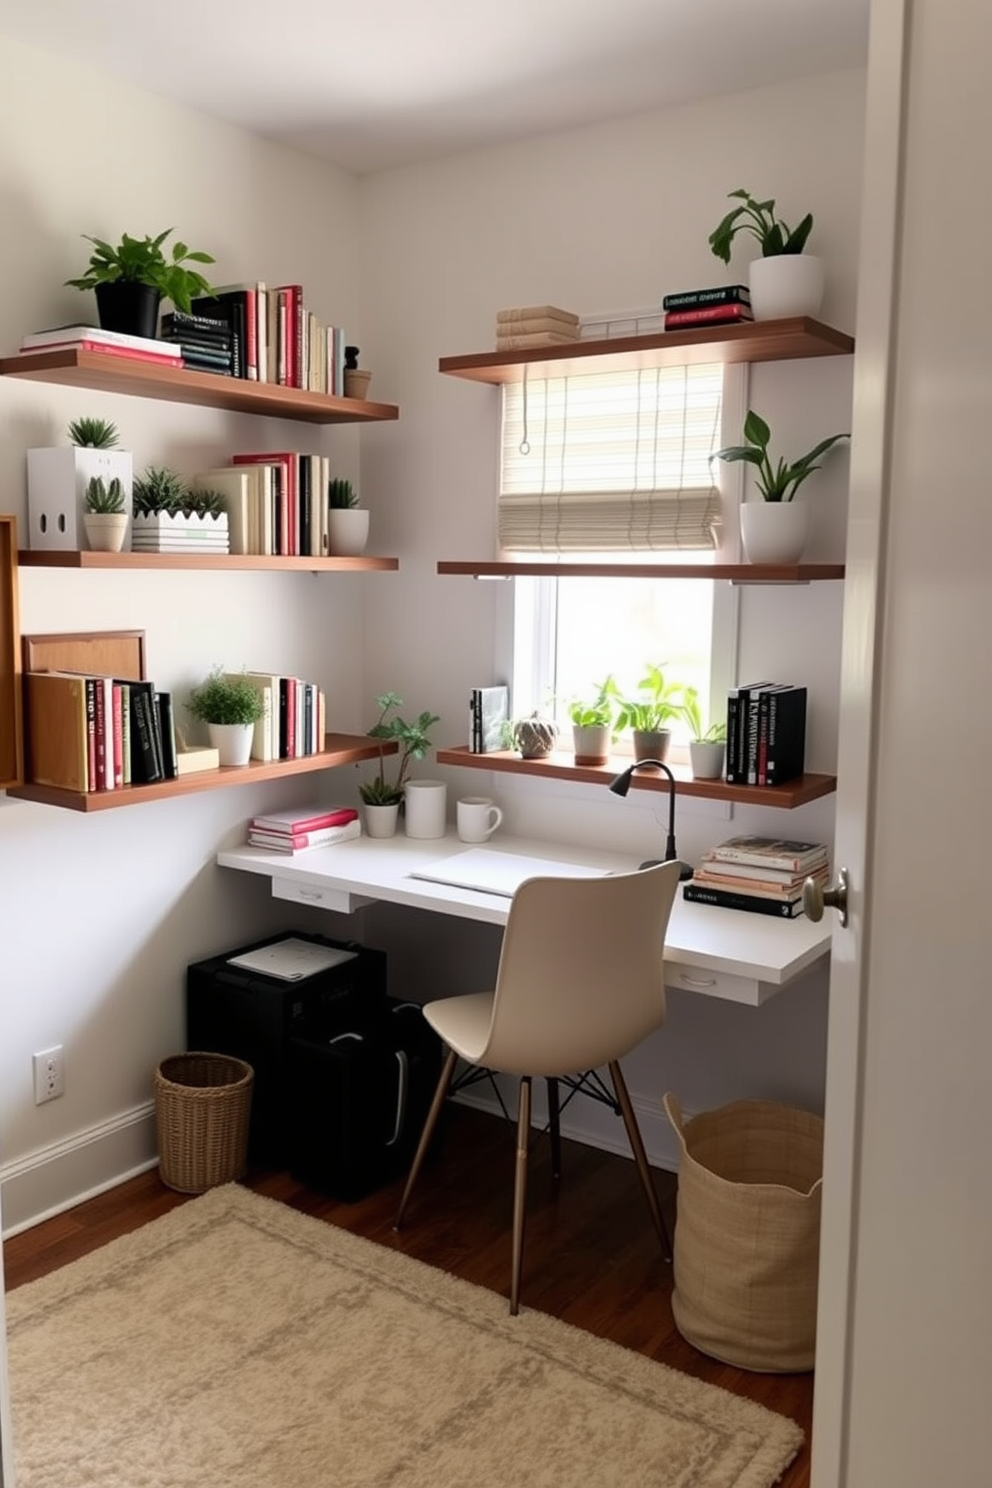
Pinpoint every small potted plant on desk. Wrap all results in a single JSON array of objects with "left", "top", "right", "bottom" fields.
[
  {"left": 568, "top": 676, "right": 618, "bottom": 766},
  {"left": 186, "top": 668, "right": 265, "bottom": 767},
  {"left": 615, "top": 663, "right": 686, "bottom": 764},
  {"left": 682, "top": 686, "right": 728, "bottom": 780},
  {"left": 359, "top": 691, "right": 440, "bottom": 838},
  {"left": 65, "top": 227, "right": 216, "bottom": 338},
  {"left": 327, "top": 477, "right": 370, "bottom": 557},
  {"left": 82, "top": 475, "right": 129, "bottom": 553},
  {"left": 708, "top": 186, "right": 822, "bottom": 320}
]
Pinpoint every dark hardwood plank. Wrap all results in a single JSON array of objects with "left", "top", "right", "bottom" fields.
[{"left": 3, "top": 1103, "right": 812, "bottom": 1486}]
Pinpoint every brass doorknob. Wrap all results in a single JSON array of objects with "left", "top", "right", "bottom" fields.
[{"left": 803, "top": 866, "right": 849, "bottom": 927}]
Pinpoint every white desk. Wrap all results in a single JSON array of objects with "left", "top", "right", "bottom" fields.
[{"left": 217, "top": 830, "right": 830, "bottom": 1007}]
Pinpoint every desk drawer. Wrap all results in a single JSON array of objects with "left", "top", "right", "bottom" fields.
[
  {"left": 272, "top": 878, "right": 374, "bottom": 916},
  {"left": 665, "top": 960, "right": 771, "bottom": 1007}
]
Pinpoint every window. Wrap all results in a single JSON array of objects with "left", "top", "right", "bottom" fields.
[{"left": 501, "top": 361, "right": 738, "bottom": 747}]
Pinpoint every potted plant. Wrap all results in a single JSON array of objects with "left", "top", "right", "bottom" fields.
[
  {"left": 711, "top": 409, "right": 849, "bottom": 564},
  {"left": 82, "top": 475, "right": 129, "bottom": 553},
  {"left": 327, "top": 477, "right": 369, "bottom": 556},
  {"left": 615, "top": 664, "right": 686, "bottom": 763},
  {"left": 567, "top": 676, "right": 618, "bottom": 765},
  {"left": 131, "top": 466, "right": 229, "bottom": 554},
  {"left": 360, "top": 692, "right": 441, "bottom": 837},
  {"left": 708, "top": 188, "right": 823, "bottom": 321},
  {"left": 65, "top": 228, "right": 216, "bottom": 338},
  {"left": 682, "top": 686, "right": 728, "bottom": 780},
  {"left": 27, "top": 415, "right": 133, "bottom": 553},
  {"left": 342, "top": 345, "right": 372, "bottom": 400},
  {"left": 186, "top": 667, "right": 264, "bottom": 766}
]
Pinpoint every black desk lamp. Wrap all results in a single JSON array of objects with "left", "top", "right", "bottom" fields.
[{"left": 608, "top": 759, "right": 694, "bottom": 881}]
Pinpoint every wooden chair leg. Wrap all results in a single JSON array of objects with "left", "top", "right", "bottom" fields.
[
  {"left": 510, "top": 1076, "right": 532, "bottom": 1315},
  {"left": 546, "top": 1076, "right": 561, "bottom": 1179},
  {"left": 608, "top": 1059, "right": 672, "bottom": 1263},
  {"left": 394, "top": 1046, "right": 458, "bottom": 1231}
]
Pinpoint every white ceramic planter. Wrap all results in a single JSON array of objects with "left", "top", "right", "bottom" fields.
[
  {"left": 131, "top": 513, "right": 230, "bottom": 553},
  {"left": 82, "top": 512, "right": 129, "bottom": 553},
  {"left": 328, "top": 509, "right": 370, "bottom": 556},
  {"left": 632, "top": 729, "right": 671, "bottom": 764},
  {"left": 208, "top": 722, "right": 254, "bottom": 767},
  {"left": 740, "top": 501, "right": 810, "bottom": 565},
  {"left": 27, "top": 447, "right": 133, "bottom": 551},
  {"left": 362, "top": 801, "right": 400, "bottom": 838},
  {"left": 689, "top": 740, "right": 727, "bottom": 780},
  {"left": 748, "top": 255, "right": 825, "bottom": 321},
  {"left": 572, "top": 724, "right": 611, "bottom": 766}
]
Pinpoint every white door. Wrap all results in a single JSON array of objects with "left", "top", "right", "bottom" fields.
[
  {"left": 0, "top": 1182, "right": 13, "bottom": 1488},
  {"left": 812, "top": 2, "right": 992, "bottom": 1484}
]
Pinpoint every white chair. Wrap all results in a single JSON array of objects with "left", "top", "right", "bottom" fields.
[{"left": 394, "top": 860, "right": 681, "bottom": 1313}]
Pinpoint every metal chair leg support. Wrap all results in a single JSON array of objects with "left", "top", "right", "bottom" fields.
[
  {"left": 608, "top": 1059, "right": 672, "bottom": 1263},
  {"left": 510, "top": 1076, "right": 532, "bottom": 1315},
  {"left": 394, "top": 1046, "right": 458, "bottom": 1231},
  {"left": 546, "top": 1076, "right": 562, "bottom": 1179}
]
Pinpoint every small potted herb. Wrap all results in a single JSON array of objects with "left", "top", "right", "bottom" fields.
[
  {"left": 359, "top": 692, "right": 440, "bottom": 836},
  {"left": 83, "top": 476, "right": 128, "bottom": 553},
  {"left": 682, "top": 686, "right": 728, "bottom": 780},
  {"left": 327, "top": 477, "right": 369, "bottom": 556},
  {"left": 65, "top": 228, "right": 216, "bottom": 338},
  {"left": 186, "top": 668, "right": 264, "bottom": 767},
  {"left": 567, "top": 676, "right": 618, "bottom": 765},
  {"left": 615, "top": 664, "right": 686, "bottom": 763},
  {"left": 708, "top": 188, "right": 823, "bottom": 320}
]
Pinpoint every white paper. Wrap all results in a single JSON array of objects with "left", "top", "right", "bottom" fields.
[
  {"left": 226, "top": 938, "right": 358, "bottom": 981},
  {"left": 409, "top": 849, "right": 608, "bottom": 898}
]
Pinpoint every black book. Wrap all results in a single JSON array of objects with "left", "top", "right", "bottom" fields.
[
  {"left": 161, "top": 331, "right": 233, "bottom": 353},
  {"left": 298, "top": 455, "right": 312, "bottom": 557},
  {"left": 748, "top": 683, "right": 793, "bottom": 786},
  {"left": 176, "top": 345, "right": 233, "bottom": 367},
  {"left": 726, "top": 679, "right": 774, "bottom": 784},
  {"left": 156, "top": 691, "right": 178, "bottom": 779},
  {"left": 192, "top": 292, "right": 246, "bottom": 379},
  {"left": 127, "top": 681, "right": 163, "bottom": 784},
  {"left": 765, "top": 686, "right": 808, "bottom": 786},
  {"left": 662, "top": 284, "right": 751, "bottom": 311},
  {"left": 161, "top": 309, "right": 231, "bottom": 337},
  {"left": 682, "top": 882, "right": 805, "bottom": 917}
]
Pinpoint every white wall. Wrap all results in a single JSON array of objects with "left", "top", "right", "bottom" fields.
[{"left": 0, "top": 45, "right": 867, "bottom": 1228}]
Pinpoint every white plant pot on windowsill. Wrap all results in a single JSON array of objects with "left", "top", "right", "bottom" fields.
[
  {"left": 131, "top": 512, "right": 230, "bottom": 554},
  {"left": 740, "top": 501, "right": 810, "bottom": 565},
  {"left": 748, "top": 255, "right": 825, "bottom": 321}
]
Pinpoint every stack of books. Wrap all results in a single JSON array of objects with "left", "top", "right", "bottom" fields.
[
  {"left": 469, "top": 684, "right": 509, "bottom": 753},
  {"left": 495, "top": 305, "right": 581, "bottom": 351},
  {"left": 231, "top": 672, "right": 327, "bottom": 762},
  {"left": 247, "top": 804, "right": 361, "bottom": 854},
  {"left": 17, "top": 324, "right": 183, "bottom": 367},
  {"left": 726, "top": 681, "right": 807, "bottom": 787},
  {"left": 661, "top": 285, "right": 753, "bottom": 332},
  {"left": 25, "top": 671, "right": 180, "bottom": 793},
  {"left": 684, "top": 836, "right": 829, "bottom": 917},
  {"left": 159, "top": 309, "right": 234, "bottom": 375}
]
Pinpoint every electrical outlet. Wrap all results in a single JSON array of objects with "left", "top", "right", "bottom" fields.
[{"left": 33, "top": 1045, "right": 65, "bottom": 1104}]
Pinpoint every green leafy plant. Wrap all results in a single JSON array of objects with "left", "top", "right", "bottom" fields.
[
  {"left": 709, "top": 189, "right": 814, "bottom": 263},
  {"left": 328, "top": 477, "right": 360, "bottom": 509},
  {"left": 65, "top": 229, "right": 216, "bottom": 313},
  {"left": 615, "top": 664, "right": 686, "bottom": 735},
  {"left": 567, "top": 675, "right": 619, "bottom": 730},
  {"left": 360, "top": 691, "right": 440, "bottom": 805},
  {"left": 681, "top": 686, "right": 727, "bottom": 743},
  {"left": 84, "top": 475, "right": 125, "bottom": 514},
  {"left": 184, "top": 488, "right": 227, "bottom": 517},
  {"left": 132, "top": 465, "right": 189, "bottom": 517},
  {"left": 68, "top": 416, "right": 120, "bottom": 449},
  {"left": 186, "top": 668, "right": 264, "bottom": 727},
  {"left": 711, "top": 409, "right": 849, "bottom": 502}
]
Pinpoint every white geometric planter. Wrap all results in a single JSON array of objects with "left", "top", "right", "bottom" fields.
[
  {"left": 27, "top": 447, "right": 133, "bottom": 551},
  {"left": 130, "top": 513, "right": 230, "bottom": 554}
]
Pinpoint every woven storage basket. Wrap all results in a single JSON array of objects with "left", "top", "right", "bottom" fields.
[
  {"left": 663, "top": 1092, "right": 824, "bottom": 1373},
  {"left": 155, "top": 1052, "right": 254, "bottom": 1194}
]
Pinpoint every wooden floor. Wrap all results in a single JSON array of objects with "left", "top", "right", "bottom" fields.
[{"left": 4, "top": 1103, "right": 812, "bottom": 1487}]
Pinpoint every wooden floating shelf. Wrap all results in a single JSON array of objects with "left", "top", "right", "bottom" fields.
[
  {"left": 436, "top": 746, "right": 837, "bottom": 810},
  {"left": 439, "top": 317, "right": 854, "bottom": 384},
  {"left": 18, "top": 551, "right": 399, "bottom": 572},
  {"left": 0, "top": 349, "right": 399, "bottom": 425},
  {"left": 7, "top": 734, "right": 395, "bottom": 813},
  {"left": 437, "top": 561, "right": 844, "bottom": 583}
]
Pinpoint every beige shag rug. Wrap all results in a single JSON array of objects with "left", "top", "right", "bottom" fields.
[{"left": 6, "top": 1184, "right": 802, "bottom": 1488}]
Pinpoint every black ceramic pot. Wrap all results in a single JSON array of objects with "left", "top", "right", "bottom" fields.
[{"left": 94, "top": 282, "right": 162, "bottom": 339}]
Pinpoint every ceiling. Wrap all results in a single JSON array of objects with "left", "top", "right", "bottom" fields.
[{"left": 0, "top": 0, "right": 870, "bottom": 174}]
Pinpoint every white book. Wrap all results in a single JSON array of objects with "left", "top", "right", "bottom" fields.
[
  {"left": 20, "top": 324, "right": 178, "bottom": 356},
  {"left": 232, "top": 673, "right": 275, "bottom": 762},
  {"left": 193, "top": 468, "right": 256, "bottom": 555}
]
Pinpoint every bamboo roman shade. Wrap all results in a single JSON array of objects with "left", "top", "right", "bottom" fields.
[{"left": 499, "top": 363, "right": 723, "bottom": 553}]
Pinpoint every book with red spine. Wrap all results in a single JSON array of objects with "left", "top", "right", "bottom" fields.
[
  {"left": 247, "top": 818, "right": 362, "bottom": 853},
  {"left": 664, "top": 302, "right": 754, "bottom": 329},
  {"left": 111, "top": 682, "right": 124, "bottom": 788},
  {"left": 273, "top": 284, "right": 303, "bottom": 387},
  {"left": 232, "top": 452, "right": 298, "bottom": 555},
  {"left": 250, "top": 804, "right": 359, "bottom": 835},
  {"left": 18, "top": 339, "right": 183, "bottom": 366}
]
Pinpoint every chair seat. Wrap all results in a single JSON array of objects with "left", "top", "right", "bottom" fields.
[{"left": 424, "top": 992, "right": 494, "bottom": 1064}]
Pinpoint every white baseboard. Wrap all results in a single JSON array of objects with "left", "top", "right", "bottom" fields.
[{"left": 0, "top": 1102, "right": 158, "bottom": 1237}]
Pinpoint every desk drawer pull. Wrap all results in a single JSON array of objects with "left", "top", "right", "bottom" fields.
[{"left": 678, "top": 973, "right": 718, "bottom": 988}]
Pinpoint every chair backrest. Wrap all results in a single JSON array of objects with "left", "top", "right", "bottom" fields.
[{"left": 477, "top": 861, "right": 680, "bottom": 1077}]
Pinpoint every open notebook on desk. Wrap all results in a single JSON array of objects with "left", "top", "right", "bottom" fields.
[{"left": 408, "top": 848, "right": 610, "bottom": 898}]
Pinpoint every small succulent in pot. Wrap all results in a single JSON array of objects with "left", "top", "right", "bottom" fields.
[
  {"left": 84, "top": 475, "right": 126, "bottom": 513},
  {"left": 68, "top": 416, "right": 120, "bottom": 449},
  {"left": 132, "top": 465, "right": 189, "bottom": 516},
  {"left": 328, "top": 477, "right": 360, "bottom": 509}
]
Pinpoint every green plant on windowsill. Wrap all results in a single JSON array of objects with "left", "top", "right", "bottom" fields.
[
  {"left": 132, "top": 465, "right": 189, "bottom": 517},
  {"left": 567, "top": 675, "right": 619, "bottom": 731},
  {"left": 711, "top": 410, "right": 849, "bottom": 502},
  {"left": 84, "top": 475, "right": 125, "bottom": 514},
  {"left": 186, "top": 668, "right": 264, "bottom": 728},
  {"left": 708, "top": 188, "right": 814, "bottom": 263},
  {"left": 68, "top": 416, "right": 120, "bottom": 449},
  {"left": 360, "top": 691, "right": 441, "bottom": 806},
  {"left": 65, "top": 229, "right": 216, "bottom": 313},
  {"left": 614, "top": 664, "right": 686, "bottom": 735},
  {"left": 328, "top": 477, "right": 361, "bottom": 509},
  {"left": 681, "top": 686, "right": 727, "bottom": 744}
]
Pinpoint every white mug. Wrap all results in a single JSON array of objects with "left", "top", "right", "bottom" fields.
[
  {"left": 457, "top": 796, "right": 503, "bottom": 843},
  {"left": 404, "top": 779, "right": 447, "bottom": 839}
]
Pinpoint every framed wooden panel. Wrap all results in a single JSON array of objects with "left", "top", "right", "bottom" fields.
[
  {"left": 0, "top": 516, "right": 23, "bottom": 789},
  {"left": 21, "top": 630, "right": 146, "bottom": 680}
]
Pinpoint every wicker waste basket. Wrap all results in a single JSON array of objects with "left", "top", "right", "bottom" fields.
[
  {"left": 155, "top": 1052, "right": 254, "bottom": 1194},
  {"left": 663, "top": 1092, "right": 824, "bottom": 1373}
]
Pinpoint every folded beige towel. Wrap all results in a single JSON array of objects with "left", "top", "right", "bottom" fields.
[
  {"left": 496, "top": 330, "right": 582, "bottom": 349},
  {"left": 494, "top": 316, "right": 581, "bottom": 338},
  {"left": 496, "top": 305, "right": 580, "bottom": 327}
]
